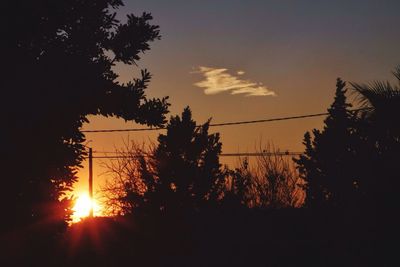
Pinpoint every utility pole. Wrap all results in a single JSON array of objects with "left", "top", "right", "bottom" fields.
[{"left": 89, "top": 147, "right": 94, "bottom": 218}]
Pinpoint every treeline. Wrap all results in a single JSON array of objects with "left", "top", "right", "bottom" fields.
[
  {"left": 100, "top": 72, "right": 400, "bottom": 217},
  {"left": 3, "top": 0, "right": 398, "bottom": 236},
  {"left": 297, "top": 75, "right": 400, "bottom": 210},
  {"left": 100, "top": 108, "right": 303, "bottom": 216}
]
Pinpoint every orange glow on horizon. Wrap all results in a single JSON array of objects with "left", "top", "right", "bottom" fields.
[{"left": 72, "top": 192, "right": 102, "bottom": 223}]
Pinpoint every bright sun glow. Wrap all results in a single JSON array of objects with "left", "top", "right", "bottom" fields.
[{"left": 72, "top": 193, "right": 101, "bottom": 222}]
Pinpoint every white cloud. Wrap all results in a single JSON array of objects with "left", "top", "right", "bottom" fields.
[{"left": 193, "top": 66, "right": 276, "bottom": 97}]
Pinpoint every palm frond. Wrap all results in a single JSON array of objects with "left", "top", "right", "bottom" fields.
[
  {"left": 350, "top": 82, "right": 374, "bottom": 109},
  {"left": 350, "top": 81, "right": 400, "bottom": 108},
  {"left": 392, "top": 65, "right": 400, "bottom": 82}
]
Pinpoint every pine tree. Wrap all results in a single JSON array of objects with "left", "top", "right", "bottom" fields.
[
  {"left": 295, "top": 78, "right": 359, "bottom": 208},
  {"left": 146, "top": 107, "right": 223, "bottom": 212}
]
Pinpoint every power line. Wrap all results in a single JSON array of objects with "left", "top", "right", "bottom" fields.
[
  {"left": 81, "top": 113, "right": 328, "bottom": 133},
  {"left": 81, "top": 108, "right": 368, "bottom": 133},
  {"left": 92, "top": 151, "right": 302, "bottom": 156},
  {"left": 83, "top": 126, "right": 165, "bottom": 133},
  {"left": 208, "top": 113, "right": 327, "bottom": 127},
  {"left": 221, "top": 152, "right": 302, "bottom": 157},
  {"left": 87, "top": 152, "right": 302, "bottom": 159}
]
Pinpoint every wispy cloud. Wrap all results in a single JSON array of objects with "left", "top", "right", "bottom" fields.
[{"left": 193, "top": 66, "right": 276, "bottom": 97}]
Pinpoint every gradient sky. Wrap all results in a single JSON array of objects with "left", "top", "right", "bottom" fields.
[{"left": 75, "top": 0, "right": 400, "bottom": 204}]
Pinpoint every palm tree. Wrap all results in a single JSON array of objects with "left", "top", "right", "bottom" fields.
[
  {"left": 351, "top": 65, "right": 400, "bottom": 137},
  {"left": 350, "top": 65, "right": 400, "bottom": 208}
]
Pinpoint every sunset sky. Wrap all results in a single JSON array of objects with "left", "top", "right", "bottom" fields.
[{"left": 75, "top": 0, "right": 400, "bottom": 206}]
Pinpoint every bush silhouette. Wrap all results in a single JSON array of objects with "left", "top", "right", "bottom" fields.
[{"left": 224, "top": 144, "right": 302, "bottom": 209}]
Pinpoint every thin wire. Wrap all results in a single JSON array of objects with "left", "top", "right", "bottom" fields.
[
  {"left": 87, "top": 152, "right": 302, "bottom": 159},
  {"left": 221, "top": 152, "right": 302, "bottom": 156},
  {"left": 83, "top": 126, "right": 165, "bottom": 133},
  {"left": 81, "top": 108, "right": 368, "bottom": 133},
  {"left": 209, "top": 113, "right": 327, "bottom": 127},
  {"left": 81, "top": 113, "right": 326, "bottom": 133}
]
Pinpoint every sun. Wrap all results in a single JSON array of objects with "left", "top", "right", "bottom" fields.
[{"left": 72, "top": 192, "right": 101, "bottom": 222}]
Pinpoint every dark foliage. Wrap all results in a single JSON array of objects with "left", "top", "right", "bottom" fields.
[
  {"left": 295, "top": 78, "right": 364, "bottom": 208},
  {"left": 1, "top": 0, "right": 169, "bottom": 233},
  {"left": 223, "top": 159, "right": 254, "bottom": 208},
  {"left": 148, "top": 107, "right": 223, "bottom": 212},
  {"left": 296, "top": 70, "right": 400, "bottom": 213},
  {"left": 101, "top": 107, "right": 224, "bottom": 215},
  {"left": 350, "top": 66, "right": 400, "bottom": 208}
]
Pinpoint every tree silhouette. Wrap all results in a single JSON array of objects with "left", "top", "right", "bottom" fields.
[
  {"left": 351, "top": 65, "right": 400, "bottom": 133},
  {"left": 351, "top": 66, "right": 400, "bottom": 207},
  {"left": 101, "top": 107, "right": 223, "bottom": 215},
  {"left": 144, "top": 107, "right": 224, "bottom": 213},
  {"left": 2, "top": 0, "right": 169, "bottom": 233},
  {"left": 295, "top": 78, "right": 361, "bottom": 208}
]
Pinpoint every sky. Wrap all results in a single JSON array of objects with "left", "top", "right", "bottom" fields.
[{"left": 74, "top": 0, "right": 400, "bottom": 206}]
